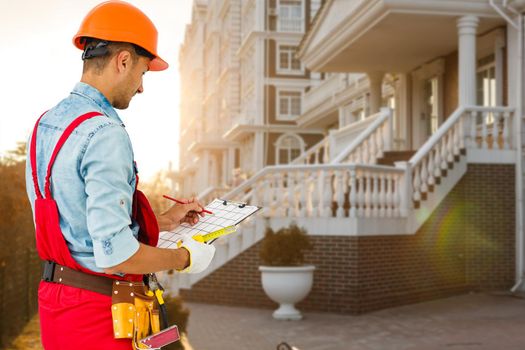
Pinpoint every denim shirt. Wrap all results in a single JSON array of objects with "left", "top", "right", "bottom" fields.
[{"left": 25, "top": 82, "right": 140, "bottom": 273}]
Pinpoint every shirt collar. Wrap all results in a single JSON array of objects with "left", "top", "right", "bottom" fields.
[{"left": 71, "top": 82, "right": 125, "bottom": 126}]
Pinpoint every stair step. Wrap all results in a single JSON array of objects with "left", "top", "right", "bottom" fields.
[{"left": 377, "top": 150, "right": 416, "bottom": 166}]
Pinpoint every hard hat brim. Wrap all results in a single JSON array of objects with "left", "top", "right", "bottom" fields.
[{"left": 149, "top": 56, "right": 169, "bottom": 71}]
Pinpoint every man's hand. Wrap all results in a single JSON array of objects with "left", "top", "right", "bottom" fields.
[
  {"left": 178, "top": 236, "right": 216, "bottom": 274},
  {"left": 157, "top": 197, "right": 207, "bottom": 232}
]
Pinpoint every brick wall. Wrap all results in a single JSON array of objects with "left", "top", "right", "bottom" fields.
[
  {"left": 464, "top": 164, "right": 515, "bottom": 289},
  {"left": 181, "top": 164, "right": 516, "bottom": 314}
]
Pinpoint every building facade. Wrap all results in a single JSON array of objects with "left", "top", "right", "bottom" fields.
[
  {"left": 169, "top": 0, "right": 525, "bottom": 314},
  {"left": 178, "top": 0, "right": 325, "bottom": 199}
]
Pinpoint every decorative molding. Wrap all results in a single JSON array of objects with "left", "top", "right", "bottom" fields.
[
  {"left": 411, "top": 58, "right": 445, "bottom": 80},
  {"left": 299, "top": 0, "right": 499, "bottom": 72}
]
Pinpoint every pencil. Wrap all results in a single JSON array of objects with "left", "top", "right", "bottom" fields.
[{"left": 162, "top": 195, "right": 213, "bottom": 215}]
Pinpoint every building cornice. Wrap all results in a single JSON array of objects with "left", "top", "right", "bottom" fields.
[
  {"left": 238, "top": 30, "right": 306, "bottom": 58},
  {"left": 237, "top": 31, "right": 263, "bottom": 57},
  {"left": 223, "top": 123, "right": 324, "bottom": 142},
  {"left": 298, "top": 0, "right": 501, "bottom": 72},
  {"left": 188, "top": 140, "right": 238, "bottom": 153}
]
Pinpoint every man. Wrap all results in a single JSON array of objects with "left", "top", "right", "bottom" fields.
[{"left": 25, "top": 1, "right": 215, "bottom": 349}]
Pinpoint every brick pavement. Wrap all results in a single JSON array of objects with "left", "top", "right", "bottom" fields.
[{"left": 185, "top": 292, "right": 525, "bottom": 350}]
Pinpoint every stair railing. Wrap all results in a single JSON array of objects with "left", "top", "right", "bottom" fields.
[
  {"left": 291, "top": 136, "right": 330, "bottom": 165},
  {"left": 408, "top": 105, "right": 514, "bottom": 203},
  {"left": 331, "top": 107, "right": 393, "bottom": 165}
]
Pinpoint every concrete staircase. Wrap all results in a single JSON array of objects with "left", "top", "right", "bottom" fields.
[
  {"left": 376, "top": 150, "right": 416, "bottom": 166},
  {"left": 163, "top": 105, "right": 516, "bottom": 295}
]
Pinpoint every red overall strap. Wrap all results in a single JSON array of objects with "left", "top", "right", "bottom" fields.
[
  {"left": 29, "top": 111, "right": 49, "bottom": 199},
  {"left": 43, "top": 111, "right": 103, "bottom": 199},
  {"left": 31, "top": 110, "right": 144, "bottom": 282}
]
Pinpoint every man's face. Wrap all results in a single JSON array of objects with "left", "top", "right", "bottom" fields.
[{"left": 113, "top": 55, "right": 150, "bottom": 110}]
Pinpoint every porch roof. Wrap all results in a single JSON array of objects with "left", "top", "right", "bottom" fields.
[{"left": 298, "top": 0, "right": 504, "bottom": 73}]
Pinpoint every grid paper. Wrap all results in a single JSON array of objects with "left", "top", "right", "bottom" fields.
[{"left": 157, "top": 198, "right": 260, "bottom": 249}]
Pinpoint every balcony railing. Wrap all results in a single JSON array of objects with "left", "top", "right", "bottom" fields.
[
  {"left": 233, "top": 112, "right": 256, "bottom": 126},
  {"left": 278, "top": 18, "right": 303, "bottom": 33},
  {"left": 303, "top": 74, "right": 345, "bottom": 112}
]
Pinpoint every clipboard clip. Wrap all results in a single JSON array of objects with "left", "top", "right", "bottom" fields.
[{"left": 221, "top": 199, "right": 246, "bottom": 208}]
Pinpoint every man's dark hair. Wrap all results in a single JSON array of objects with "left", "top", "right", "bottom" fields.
[{"left": 81, "top": 38, "right": 154, "bottom": 74}]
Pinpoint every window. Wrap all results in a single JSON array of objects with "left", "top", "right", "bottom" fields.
[
  {"left": 352, "top": 109, "right": 365, "bottom": 123},
  {"left": 275, "top": 134, "right": 304, "bottom": 164},
  {"left": 477, "top": 55, "right": 496, "bottom": 108},
  {"left": 477, "top": 54, "right": 496, "bottom": 123},
  {"left": 277, "top": 90, "right": 302, "bottom": 121},
  {"left": 278, "top": 45, "right": 302, "bottom": 74},
  {"left": 278, "top": 0, "right": 303, "bottom": 33}
]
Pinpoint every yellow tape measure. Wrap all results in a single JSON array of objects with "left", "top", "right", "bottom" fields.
[{"left": 177, "top": 225, "right": 237, "bottom": 247}]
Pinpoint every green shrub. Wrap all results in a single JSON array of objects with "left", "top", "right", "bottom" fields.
[{"left": 259, "top": 223, "right": 312, "bottom": 266}]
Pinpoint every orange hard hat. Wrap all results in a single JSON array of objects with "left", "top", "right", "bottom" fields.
[{"left": 73, "top": 0, "right": 168, "bottom": 71}]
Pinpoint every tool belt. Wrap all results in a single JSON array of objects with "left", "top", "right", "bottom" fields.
[{"left": 42, "top": 261, "right": 161, "bottom": 349}]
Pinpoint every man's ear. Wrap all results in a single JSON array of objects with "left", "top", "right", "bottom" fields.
[{"left": 116, "top": 50, "right": 133, "bottom": 73}]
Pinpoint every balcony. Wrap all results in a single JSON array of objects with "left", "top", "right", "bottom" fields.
[
  {"left": 298, "top": 74, "right": 368, "bottom": 128},
  {"left": 188, "top": 120, "right": 234, "bottom": 153},
  {"left": 299, "top": 0, "right": 503, "bottom": 73},
  {"left": 222, "top": 113, "right": 260, "bottom": 142}
]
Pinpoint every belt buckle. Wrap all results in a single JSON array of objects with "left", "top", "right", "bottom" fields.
[{"left": 42, "top": 261, "right": 56, "bottom": 282}]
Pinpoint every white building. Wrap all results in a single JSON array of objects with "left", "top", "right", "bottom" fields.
[
  {"left": 170, "top": 0, "right": 525, "bottom": 313},
  {"left": 178, "top": 0, "right": 324, "bottom": 200}
]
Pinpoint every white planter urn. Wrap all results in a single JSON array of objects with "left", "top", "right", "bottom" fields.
[{"left": 259, "top": 265, "right": 315, "bottom": 320}]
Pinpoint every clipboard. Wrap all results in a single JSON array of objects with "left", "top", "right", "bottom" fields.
[{"left": 157, "top": 198, "right": 261, "bottom": 249}]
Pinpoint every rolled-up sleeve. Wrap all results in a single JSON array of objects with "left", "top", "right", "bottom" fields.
[{"left": 80, "top": 123, "right": 139, "bottom": 268}]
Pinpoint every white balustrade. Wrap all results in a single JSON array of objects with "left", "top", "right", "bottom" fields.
[
  {"left": 220, "top": 106, "right": 514, "bottom": 222},
  {"left": 409, "top": 106, "right": 514, "bottom": 205},
  {"left": 275, "top": 172, "right": 285, "bottom": 216},
  {"left": 222, "top": 164, "right": 405, "bottom": 220},
  {"left": 336, "top": 170, "right": 345, "bottom": 218},
  {"left": 311, "top": 170, "right": 321, "bottom": 217},
  {"left": 349, "top": 169, "right": 357, "bottom": 218},
  {"left": 503, "top": 111, "right": 510, "bottom": 149},
  {"left": 176, "top": 105, "right": 517, "bottom": 293},
  {"left": 322, "top": 170, "right": 333, "bottom": 218},
  {"left": 287, "top": 171, "right": 295, "bottom": 217},
  {"left": 298, "top": 171, "right": 307, "bottom": 217},
  {"left": 197, "top": 186, "right": 228, "bottom": 205},
  {"left": 303, "top": 74, "right": 344, "bottom": 112},
  {"left": 331, "top": 107, "right": 393, "bottom": 165},
  {"left": 292, "top": 137, "right": 330, "bottom": 165}
]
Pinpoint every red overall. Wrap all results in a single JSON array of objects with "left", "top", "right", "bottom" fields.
[{"left": 29, "top": 112, "right": 159, "bottom": 350}]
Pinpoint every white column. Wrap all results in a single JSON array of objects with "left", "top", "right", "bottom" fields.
[
  {"left": 338, "top": 106, "right": 345, "bottom": 128},
  {"left": 495, "top": 31, "right": 505, "bottom": 106},
  {"left": 395, "top": 74, "right": 410, "bottom": 150},
  {"left": 367, "top": 72, "right": 384, "bottom": 114},
  {"left": 221, "top": 150, "right": 228, "bottom": 187},
  {"left": 253, "top": 131, "right": 265, "bottom": 172},
  {"left": 254, "top": 0, "right": 265, "bottom": 31},
  {"left": 227, "top": 147, "right": 235, "bottom": 185},
  {"left": 457, "top": 15, "right": 479, "bottom": 106},
  {"left": 201, "top": 150, "right": 210, "bottom": 192}
]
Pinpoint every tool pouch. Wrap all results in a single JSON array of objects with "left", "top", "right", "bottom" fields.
[{"left": 111, "top": 281, "right": 161, "bottom": 349}]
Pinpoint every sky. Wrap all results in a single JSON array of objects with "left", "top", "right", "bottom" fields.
[{"left": 0, "top": 0, "right": 194, "bottom": 181}]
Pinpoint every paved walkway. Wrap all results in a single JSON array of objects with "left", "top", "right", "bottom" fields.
[
  {"left": 5, "top": 292, "right": 525, "bottom": 350},
  {"left": 185, "top": 292, "right": 525, "bottom": 350}
]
